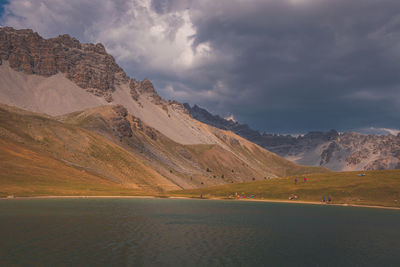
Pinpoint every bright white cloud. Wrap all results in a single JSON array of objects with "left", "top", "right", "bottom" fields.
[
  {"left": 2, "top": 0, "right": 212, "bottom": 74},
  {"left": 224, "top": 114, "right": 236, "bottom": 122},
  {"left": 359, "top": 127, "right": 400, "bottom": 136}
]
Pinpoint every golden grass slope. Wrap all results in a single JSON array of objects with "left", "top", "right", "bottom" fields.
[
  {"left": 0, "top": 139, "right": 144, "bottom": 197},
  {"left": 0, "top": 104, "right": 181, "bottom": 197},
  {"left": 171, "top": 169, "right": 400, "bottom": 208},
  {"left": 60, "top": 105, "right": 329, "bottom": 189},
  {"left": 208, "top": 126, "right": 329, "bottom": 177}
]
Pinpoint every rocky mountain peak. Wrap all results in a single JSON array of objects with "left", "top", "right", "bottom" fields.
[
  {"left": 129, "top": 78, "right": 163, "bottom": 105},
  {"left": 0, "top": 27, "right": 128, "bottom": 102},
  {"left": 0, "top": 26, "right": 173, "bottom": 108},
  {"left": 140, "top": 79, "right": 155, "bottom": 92},
  {"left": 51, "top": 34, "right": 82, "bottom": 49}
]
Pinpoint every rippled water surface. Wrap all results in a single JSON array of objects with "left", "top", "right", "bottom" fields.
[{"left": 0, "top": 198, "right": 400, "bottom": 266}]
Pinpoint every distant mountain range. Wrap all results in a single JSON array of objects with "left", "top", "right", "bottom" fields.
[
  {"left": 0, "top": 27, "right": 327, "bottom": 196},
  {"left": 184, "top": 104, "right": 400, "bottom": 171}
]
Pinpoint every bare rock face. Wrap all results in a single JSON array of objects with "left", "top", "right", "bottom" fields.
[
  {"left": 95, "top": 105, "right": 160, "bottom": 141},
  {"left": 129, "top": 79, "right": 163, "bottom": 103},
  {"left": 130, "top": 116, "right": 159, "bottom": 140},
  {"left": 169, "top": 100, "right": 188, "bottom": 114},
  {"left": 112, "top": 105, "right": 128, "bottom": 117},
  {"left": 0, "top": 27, "right": 128, "bottom": 102},
  {"left": 129, "top": 78, "right": 169, "bottom": 112},
  {"left": 320, "top": 141, "right": 340, "bottom": 165},
  {"left": 345, "top": 148, "right": 370, "bottom": 165},
  {"left": 364, "top": 158, "right": 399, "bottom": 170},
  {"left": 111, "top": 105, "right": 132, "bottom": 138},
  {"left": 129, "top": 79, "right": 141, "bottom": 102}
]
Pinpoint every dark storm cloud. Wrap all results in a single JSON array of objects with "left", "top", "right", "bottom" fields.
[
  {"left": 177, "top": 0, "right": 400, "bottom": 132},
  {"left": 2, "top": 0, "right": 400, "bottom": 133}
]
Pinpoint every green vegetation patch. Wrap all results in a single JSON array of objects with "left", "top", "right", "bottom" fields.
[{"left": 170, "top": 170, "right": 400, "bottom": 208}]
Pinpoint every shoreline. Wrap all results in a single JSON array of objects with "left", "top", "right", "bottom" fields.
[
  {"left": 1, "top": 195, "right": 400, "bottom": 210},
  {"left": 230, "top": 198, "right": 400, "bottom": 210},
  {"left": 0, "top": 195, "right": 158, "bottom": 200}
]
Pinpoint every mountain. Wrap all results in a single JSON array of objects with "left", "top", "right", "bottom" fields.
[
  {"left": 0, "top": 27, "right": 327, "bottom": 196},
  {"left": 0, "top": 27, "right": 215, "bottom": 144},
  {"left": 184, "top": 104, "right": 400, "bottom": 171},
  {"left": 0, "top": 104, "right": 175, "bottom": 196}
]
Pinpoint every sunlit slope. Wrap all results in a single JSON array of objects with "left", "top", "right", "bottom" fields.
[
  {"left": 171, "top": 169, "right": 400, "bottom": 207},
  {"left": 60, "top": 105, "right": 329, "bottom": 189},
  {"left": 0, "top": 139, "right": 144, "bottom": 197},
  {"left": 208, "top": 127, "right": 329, "bottom": 177},
  {"left": 0, "top": 104, "right": 180, "bottom": 196}
]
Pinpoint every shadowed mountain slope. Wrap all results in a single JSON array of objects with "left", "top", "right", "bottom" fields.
[{"left": 184, "top": 104, "right": 400, "bottom": 171}]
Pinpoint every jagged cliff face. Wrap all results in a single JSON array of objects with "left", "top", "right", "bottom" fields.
[
  {"left": 0, "top": 27, "right": 128, "bottom": 102},
  {"left": 0, "top": 27, "right": 174, "bottom": 106},
  {"left": 321, "top": 132, "right": 400, "bottom": 171},
  {"left": 271, "top": 131, "right": 400, "bottom": 171},
  {"left": 185, "top": 104, "right": 400, "bottom": 171}
]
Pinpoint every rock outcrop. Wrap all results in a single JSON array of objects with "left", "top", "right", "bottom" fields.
[
  {"left": 111, "top": 105, "right": 132, "bottom": 138},
  {"left": 129, "top": 78, "right": 167, "bottom": 110}
]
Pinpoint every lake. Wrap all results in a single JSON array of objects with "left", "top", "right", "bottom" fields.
[{"left": 0, "top": 198, "right": 399, "bottom": 266}]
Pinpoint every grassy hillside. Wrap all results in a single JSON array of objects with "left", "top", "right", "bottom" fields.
[
  {"left": 0, "top": 104, "right": 181, "bottom": 196},
  {"left": 170, "top": 169, "right": 400, "bottom": 207},
  {"left": 60, "top": 105, "right": 329, "bottom": 188},
  {"left": 210, "top": 128, "right": 328, "bottom": 177},
  {"left": 0, "top": 139, "right": 145, "bottom": 197}
]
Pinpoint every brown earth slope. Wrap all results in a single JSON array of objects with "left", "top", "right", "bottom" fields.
[
  {"left": 59, "top": 105, "right": 329, "bottom": 187},
  {"left": 0, "top": 104, "right": 181, "bottom": 196}
]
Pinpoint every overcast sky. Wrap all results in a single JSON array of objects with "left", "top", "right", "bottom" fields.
[{"left": 1, "top": 0, "right": 399, "bottom": 134}]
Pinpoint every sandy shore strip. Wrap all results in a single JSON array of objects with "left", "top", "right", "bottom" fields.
[
  {"left": 229, "top": 198, "right": 400, "bottom": 210},
  {"left": 168, "top": 197, "right": 400, "bottom": 210},
  {"left": 1, "top": 195, "right": 400, "bottom": 210}
]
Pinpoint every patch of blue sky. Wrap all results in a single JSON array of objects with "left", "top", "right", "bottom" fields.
[{"left": 0, "top": 0, "right": 9, "bottom": 22}]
